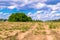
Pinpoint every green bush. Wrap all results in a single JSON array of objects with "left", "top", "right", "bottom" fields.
[
  {"left": 8, "top": 12, "right": 32, "bottom": 22},
  {"left": 20, "top": 26, "right": 30, "bottom": 32},
  {"left": 49, "top": 24, "right": 57, "bottom": 29}
]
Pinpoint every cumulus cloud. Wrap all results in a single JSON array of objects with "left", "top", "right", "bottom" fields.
[
  {"left": 0, "top": 0, "right": 60, "bottom": 20},
  {"left": 29, "top": 3, "right": 46, "bottom": 9},
  {"left": 0, "top": 0, "right": 60, "bottom": 10},
  {"left": 48, "top": 3, "right": 60, "bottom": 10},
  {"left": 0, "top": 12, "right": 3, "bottom": 14},
  {"left": 27, "top": 10, "right": 60, "bottom": 21},
  {"left": 8, "top": 6, "right": 16, "bottom": 9},
  {"left": 0, "top": 0, "right": 47, "bottom": 9},
  {"left": 0, "top": 12, "right": 10, "bottom": 19}
]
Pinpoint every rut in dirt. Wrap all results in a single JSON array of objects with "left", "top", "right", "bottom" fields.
[
  {"left": 43, "top": 23, "right": 54, "bottom": 40},
  {"left": 17, "top": 23, "right": 38, "bottom": 40},
  {"left": 17, "top": 23, "right": 60, "bottom": 40}
]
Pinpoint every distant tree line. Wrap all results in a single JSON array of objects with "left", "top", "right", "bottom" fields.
[
  {"left": 32, "top": 20, "right": 43, "bottom": 22},
  {"left": 1, "top": 12, "right": 60, "bottom": 22},
  {"left": 46, "top": 19, "right": 60, "bottom": 22},
  {"left": 8, "top": 12, "right": 43, "bottom": 22},
  {"left": 0, "top": 19, "right": 7, "bottom": 22}
]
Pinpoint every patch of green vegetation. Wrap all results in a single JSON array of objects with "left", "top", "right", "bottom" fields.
[
  {"left": 49, "top": 24, "right": 57, "bottom": 29},
  {"left": 8, "top": 12, "right": 32, "bottom": 22},
  {"left": 20, "top": 26, "right": 30, "bottom": 32},
  {"left": 1, "top": 36, "right": 17, "bottom": 40},
  {"left": 0, "top": 28, "right": 2, "bottom": 31},
  {"left": 2, "top": 26, "right": 30, "bottom": 32},
  {"left": 37, "top": 23, "right": 45, "bottom": 30},
  {"left": 11, "top": 26, "right": 20, "bottom": 30},
  {"left": 10, "top": 36, "right": 17, "bottom": 40},
  {"left": 33, "top": 30, "right": 40, "bottom": 35},
  {"left": 36, "top": 25, "right": 45, "bottom": 30}
]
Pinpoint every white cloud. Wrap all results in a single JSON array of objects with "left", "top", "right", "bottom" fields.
[
  {"left": 0, "top": 12, "right": 10, "bottom": 19},
  {"left": 0, "top": 12, "right": 3, "bottom": 14},
  {"left": 27, "top": 11, "right": 44, "bottom": 20},
  {"left": 48, "top": 3, "right": 60, "bottom": 10},
  {"left": 0, "top": 0, "right": 60, "bottom": 11},
  {"left": 17, "top": 0, "right": 47, "bottom": 9},
  {"left": 3, "top": 13, "right": 9, "bottom": 15},
  {"left": 1, "top": 0, "right": 60, "bottom": 21},
  {"left": 0, "top": 0, "right": 48, "bottom": 9},
  {"left": 27, "top": 10, "right": 60, "bottom": 21},
  {"left": 34, "top": 3, "right": 46, "bottom": 9},
  {"left": 8, "top": 6, "right": 16, "bottom": 9},
  {"left": 27, "top": 12, "right": 33, "bottom": 17},
  {"left": 11, "top": 0, "right": 47, "bottom": 4},
  {"left": 36, "top": 10, "right": 44, "bottom": 13}
]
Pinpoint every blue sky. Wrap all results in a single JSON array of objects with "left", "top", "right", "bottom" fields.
[{"left": 0, "top": 0, "right": 60, "bottom": 21}]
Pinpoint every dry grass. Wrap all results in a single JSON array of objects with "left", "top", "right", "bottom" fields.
[{"left": 0, "top": 22, "right": 60, "bottom": 40}]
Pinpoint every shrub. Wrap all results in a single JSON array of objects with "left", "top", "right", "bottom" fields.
[
  {"left": 49, "top": 24, "right": 57, "bottom": 29},
  {"left": 8, "top": 12, "right": 32, "bottom": 22}
]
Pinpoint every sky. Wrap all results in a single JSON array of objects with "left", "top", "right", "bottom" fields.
[{"left": 0, "top": 0, "right": 60, "bottom": 21}]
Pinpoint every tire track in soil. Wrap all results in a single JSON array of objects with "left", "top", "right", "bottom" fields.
[
  {"left": 43, "top": 23, "right": 54, "bottom": 40},
  {"left": 51, "top": 30, "right": 60, "bottom": 40},
  {"left": 17, "top": 23, "right": 38, "bottom": 40}
]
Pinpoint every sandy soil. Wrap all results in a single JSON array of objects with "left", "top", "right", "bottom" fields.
[
  {"left": 0, "top": 22, "right": 60, "bottom": 40},
  {"left": 17, "top": 23, "right": 38, "bottom": 40},
  {"left": 17, "top": 23, "right": 60, "bottom": 40},
  {"left": 43, "top": 23, "right": 54, "bottom": 40}
]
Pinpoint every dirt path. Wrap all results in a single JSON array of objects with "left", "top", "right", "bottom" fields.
[
  {"left": 43, "top": 23, "right": 54, "bottom": 40},
  {"left": 17, "top": 23, "right": 55, "bottom": 40},
  {"left": 17, "top": 23, "right": 38, "bottom": 40}
]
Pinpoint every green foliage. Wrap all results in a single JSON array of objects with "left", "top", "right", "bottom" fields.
[
  {"left": 49, "top": 24, "right": 57, "bottom": 29},
  {"left": 20, "top": 26, "right": 30, "bottom": 32},
  {"left": 33, "top": 30, "right": 39, "bottom": 35},
  {"left": 0, "top": 19, "right": 7, "bottom": 22},
  {"left": 0, "top": 28, "right": 3, "bottom": 31},
  {"left": 8, "top": 12, "right": 32, "bottom": 22},
  {"left": 37, "top": 23, "right": 45, "bottom": 30},
  {"left": 32, "top": 20, "right": 43, "bottom": 22},
  {"left": 46, "top": 19, "right": 60, "bottom": 22},
  {"left": 37, "top": 27, "right": 45, "bottom": 30}
]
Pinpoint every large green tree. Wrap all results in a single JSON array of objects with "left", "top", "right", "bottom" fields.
[{"left": 8, "top": 12, "right": 32, "bottom": 22}]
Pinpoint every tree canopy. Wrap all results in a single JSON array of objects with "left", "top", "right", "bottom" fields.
[{"left": 8, "top": 12, "right": 32, "bottom": 22}]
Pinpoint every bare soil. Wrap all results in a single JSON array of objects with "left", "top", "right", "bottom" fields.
[{"left": 0, "top": 22, "right": 60, "bottom": 40}]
